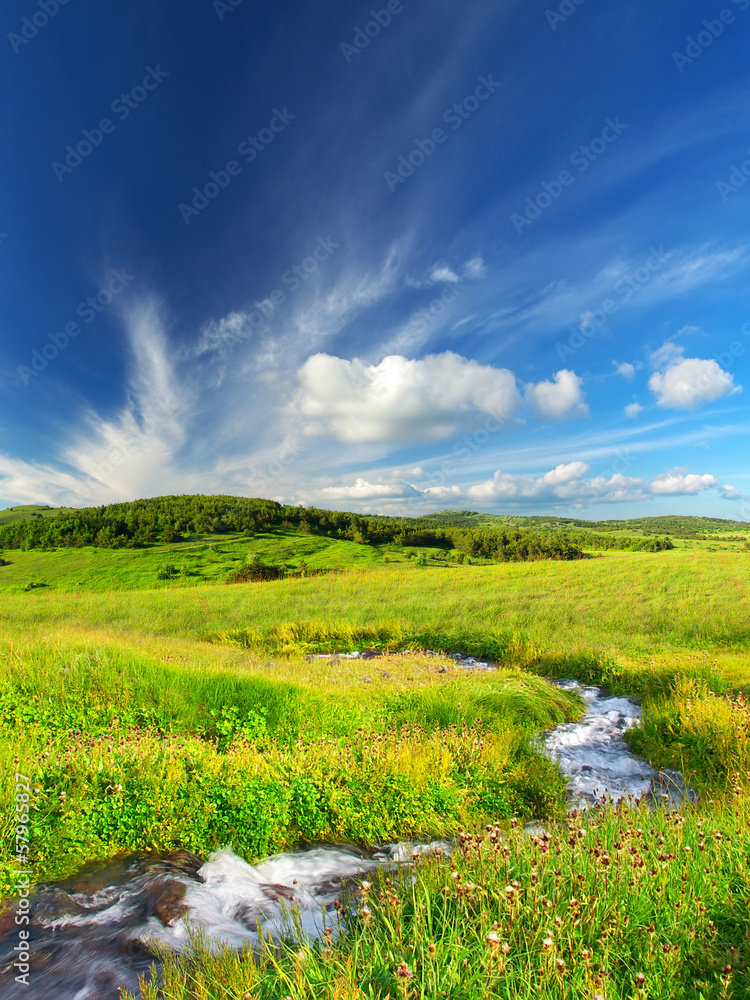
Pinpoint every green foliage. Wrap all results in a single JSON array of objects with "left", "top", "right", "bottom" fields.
[
  {"left": 0, "top": 638, "right": 586, "bottom": 892},
  {"left": 127, "top": 798, "right": 750, "bottom": 1000},
  {"left": 0, "top": 494, "right": 591, "bottom": 564},
  {"left": 421, "top": 508, "right": 749, "bottom": 537},
  {"left": 206, "top": 619, "right": 548, "bottom": 665}
]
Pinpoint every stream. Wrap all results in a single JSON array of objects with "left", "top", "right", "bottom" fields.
[{"left": 0, "top": 680, "right": 694, "bottom": 999}]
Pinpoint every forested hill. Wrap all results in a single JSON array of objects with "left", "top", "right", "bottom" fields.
[
  {"left": 421, "top": 510, "right": 748, "bottom": 537},
  {"left": 0, "top": 493, "right": 674, "bottom": 561}
]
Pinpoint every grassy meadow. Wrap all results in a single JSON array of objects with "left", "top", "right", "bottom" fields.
[{"left": 1, "top": 513, "right": 749, "bottom": 997}]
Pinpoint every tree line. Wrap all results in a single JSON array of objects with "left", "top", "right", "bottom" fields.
[{"left": 0, "top": 494, "right": 671, "bottom": 562}]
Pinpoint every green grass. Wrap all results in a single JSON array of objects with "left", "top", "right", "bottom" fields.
[
  {"left": 0, "top": 638, "right": 581, "bottom": 893},
  {"left": 128, "top": 797, "right": 750, "bottom": 1000},
  {"left": 0, "top": 503, "right": 73, "bottom": 525},
  {"left": 1, "top": 536, "right": 750, "bottom": 998},
  {"left": 0, "top": 529, "right": 454, "bottom": 593},
  {"left": 2, "top": 549, "right": 748, "bottom": 663}
]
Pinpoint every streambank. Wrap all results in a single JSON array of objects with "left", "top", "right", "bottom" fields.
[{"left": 0, "top": 680, "right": 693, "bottom": 999}]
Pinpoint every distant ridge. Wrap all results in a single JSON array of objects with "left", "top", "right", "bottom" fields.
[
  {"left": 418, "top": 510, "right": 748, "bottom": 536},
  {"left": 0, "top": 504, "right": 74, "bottom": 526}
]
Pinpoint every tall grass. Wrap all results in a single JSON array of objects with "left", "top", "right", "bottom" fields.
[
  {"left": 0, "top": 639, "right": 581, "bottom": 894},
  {"left": 2, "top": 553, "right": 748, "bottom": 660},
  {"left": 127, "top": 796, "right": 750, "bottom": 1000}
]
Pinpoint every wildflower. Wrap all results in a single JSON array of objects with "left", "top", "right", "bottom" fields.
[
  {"left": 555, "top": 957, "right": 567, "bottom": 972},
  {"left": 486, "top": 932, "right": 501, "bottom": 947},
  {"left": 635, "top": 972, "right": 646, "bottom": 986},
  {"left": 396, "top": 961, "right": 413, "bottom": 978},
  {"left": 542, "top": 937, "right": 554, "bottom": 950}
]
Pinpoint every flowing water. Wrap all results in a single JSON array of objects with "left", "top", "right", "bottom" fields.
[
  {"left": 543, "top": 680, "right": 694, "bottom": 810},
  {"left": 0, "top": 680, "right": 693, "bottom": 1000}
]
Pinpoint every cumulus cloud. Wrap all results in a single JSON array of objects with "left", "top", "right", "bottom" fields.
[
  {"left": 294, "top": 351, "right": 521, "bottom": 445},
  {"left": 294, "top": 352, "right": 592, "bottom": 445},
  {"left": 649, "top": 469, "right": 722, "bottom": 495},
  {"left": 648, "top": 341, "right": 740, "bottom": 409},
  {"left": 455, "top": 462, "right": 590, "bottom": 502},
  {"left": 416, "top": 462, "right": 741, "bottom": 508},
  {"left": 624, "top": 402, "right": 643, "bottom": 418},
  {"left": 525, "top": 369, "right": 589, "bottom": 420}
]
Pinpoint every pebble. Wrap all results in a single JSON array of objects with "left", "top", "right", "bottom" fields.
[{"left": 304, "top": 649, "right": 496, "bottom": 671}]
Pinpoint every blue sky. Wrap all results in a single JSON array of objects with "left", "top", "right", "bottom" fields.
[{"left": 1, "top": 0, "right": 749, "bottom": 519}]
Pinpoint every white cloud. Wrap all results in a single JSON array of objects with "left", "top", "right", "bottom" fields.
[
  {"left": 650, "top": 470, "right": 722, "bottom": 495},
  {"left": 407, "top": 463, "right": 742, "bottom": 508},
  {"left": 430, "top": 264, "right": 461, "bottom": 284},
  {"left": 294, "top": 351, "right": 521, "bottom": 445},
  {"left": 61, "top": 300, "right": 188, "bottom": 504},
  {"left": 525, "top": 369, "right": 589, "bottom": 420},
  {"left": 194, "top": 311, "right": 255, "bottom": 358},
  {"left": 463, "top": 255, "right": 487, "bottom": 280},
  {"left": 648, "top": 352, "right": 740, "bottom": 410},
  {"left": 416, "top": 255, "right": 487, "bottom": 289},
  {"left": 0, "top": 300, "right": 194, "bottom": 508},
  {"left": 314, "top": 478, "right": 422, "bottom": 501},
  {"left": 615, "top": 362, "right": 636, "bottom": 379},
  {"left": 624, "top": 402, "right": 643, "bottom": 418},
  {"left": 0, "top": 453, "right": 93, "bottom": 507},
  {"left": 649, "top": 341, "right": 684, "bottom": 369},
  {"left": 422, "top": 463, "right": 647, "bottom": 506}
]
